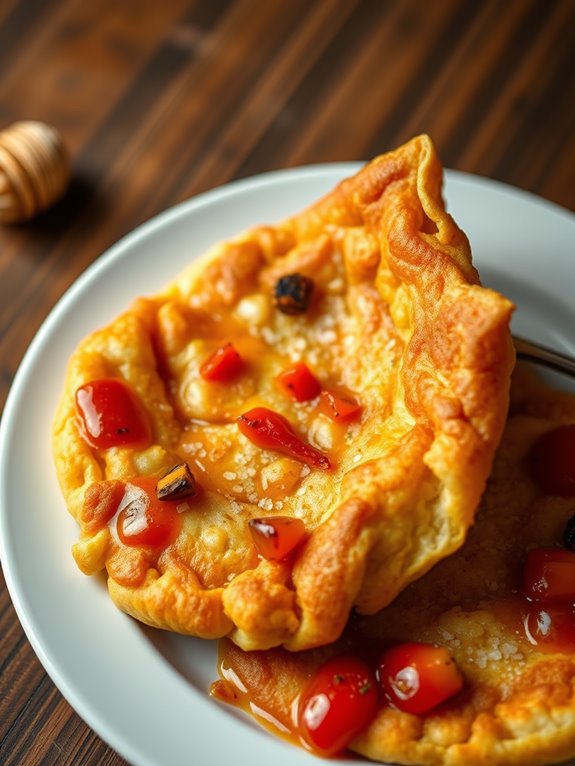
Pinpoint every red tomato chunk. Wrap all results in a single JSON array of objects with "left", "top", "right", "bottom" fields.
[
  {"left": 200, "top": 342, "right": 243, "bottom": 382},
  {"left": 75, "top": 378, "right": 151, "bottom": 450},
  {"left": 276, "top": 362, "right": 321, "bottom": 402},
  {"left": 248, "top": 516, "right": 306, "bottom": 560},
  {"left": 299, "top": 656, "right": 378, "bottom": 756},
  {"left": 377, "top": 643, "right": 463, "bottom": 715},
  {"left": 522, "top": 547, "right": 575, "bottom": 603}
]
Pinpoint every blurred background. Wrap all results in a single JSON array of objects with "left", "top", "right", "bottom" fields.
[{"left": 0, "top": 1, "right": 574, "bottom": 764}]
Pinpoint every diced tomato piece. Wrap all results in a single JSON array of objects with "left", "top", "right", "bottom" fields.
[
  {"left": 377, "top": 643, "right": 464, "bottom": 715},
  {"left": 237, "top": 407, "right": 330, "bottom": 470},
  {"left": 531, "top": 424, "right": 575, "bottom": 496},
  {"left": 117, "top": 476, "right": 183, "bottom": 548},
  {"left": 318, "top": 390, "right": 361, "bottom": 422},
  {"left": 248, "top": 516, "right": 306, "bottom": 560},
  {"left": 75, "top": 378, "right": 152, "bottom": 450},
  {"left": 200, "top": 342, "right": 243, "bottom": 382},
  {"left": 522, "top": 547, "right": 575, "bottom": 603},
  {"left": 522, "top": 603, "right": 575, "bottom": 653},
  {"left": 276, "top": 362, "right": 321, "bottom": 402},
  {"left": 299, "top": 656, "right": 378, "bottom": 756}
]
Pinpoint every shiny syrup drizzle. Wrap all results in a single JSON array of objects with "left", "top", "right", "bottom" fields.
[
  {"left": 210, "top": 574, "right": 575, "bottom": 757},
  {"left": 210, "top": 626, "right": 459, "bottom": 756},
  {"left": 210, "top": 635, "right": 380, "bottom": 755},
  {"left": 116, "top": 475, "right": 184, "bottom": 549},
  {"left": 210, "top": 646, "right": 306, "bottom": 751},
  {"left": 216, "top": 405, "right": 575, "bottom": 752},
  {"left": 214, "top": 422, "right": 575, "bottom": 753},
  {"left": 490, "top": 593, "right": 575, "bottom": 654}
]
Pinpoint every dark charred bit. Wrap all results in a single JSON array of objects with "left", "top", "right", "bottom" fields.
[
  {"left": 156, "top": 463, "right": 196, "bottom": 501},
  {"left": 274, "top": 273, "right": 314, "bottom": 315}
]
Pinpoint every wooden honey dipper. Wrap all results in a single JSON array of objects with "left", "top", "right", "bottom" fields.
[{"left": 0, "top": 121, "right": 70, "bottom": 223}]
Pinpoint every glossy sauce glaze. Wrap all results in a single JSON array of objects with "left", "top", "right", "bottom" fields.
[
  {"left": 212, "top": 588, "right": 575, "bottom": 757},
  {"left": 489, "top": 595, "right": 575, "bottom": 654},
  {"left": 75, "top": 378, "right": 152, "bottom": 450},
  {"left": 177, "top": 381, "right": 358, "bottom": 504},
  {"left": 115, "top": 475, "right": 184, "bottom": 549},
  {"left": 210, "top": 415, "right": 575, "bottom": 757},
  {"left": 211, "top": 651, "right": 307, "bottom": 751},
  {"left": 211, "top": 632, "right": 469, "bottom": 756}
]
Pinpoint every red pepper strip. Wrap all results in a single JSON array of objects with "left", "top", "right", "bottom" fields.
[
  {"left": 237, "top": 407, "right": 330, "bottom": 470},
  {"left": 200, "top": 342, "right": 243, "bottom": 382}
]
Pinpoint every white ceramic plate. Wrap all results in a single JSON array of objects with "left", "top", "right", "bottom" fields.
[{"left": 1, "top": 165, "right": 574, "bottom": 766}]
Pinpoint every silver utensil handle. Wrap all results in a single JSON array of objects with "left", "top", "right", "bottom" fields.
[{"left": 514, "top": 335, "right": 575, "bottom": 378}]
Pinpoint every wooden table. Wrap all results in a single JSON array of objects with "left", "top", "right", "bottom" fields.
[{"left": 0, "top": 1, "right": 574, "bottom": 764}]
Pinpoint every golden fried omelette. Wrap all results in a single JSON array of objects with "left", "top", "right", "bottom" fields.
[
  {"left": 217, "top": 367, "right": 575, "bottom": 765},
  {"left": 52, "top": 135, "right": 514, "bottom": 651}
]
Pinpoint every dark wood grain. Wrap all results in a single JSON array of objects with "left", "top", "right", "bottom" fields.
[{"left": 0, "top": 1, "right": 574, "bottom": 764}]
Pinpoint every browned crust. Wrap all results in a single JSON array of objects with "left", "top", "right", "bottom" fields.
[
  {"left": 217, "top": 371, "right": 575, "bottom": 766},
  {"left": 52, "top": 135, "right": 514, "bottom": 651}
]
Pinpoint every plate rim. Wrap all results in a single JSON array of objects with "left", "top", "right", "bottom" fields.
[{"left": 1, "top": 162, "right": 574, "bottom": 766}]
